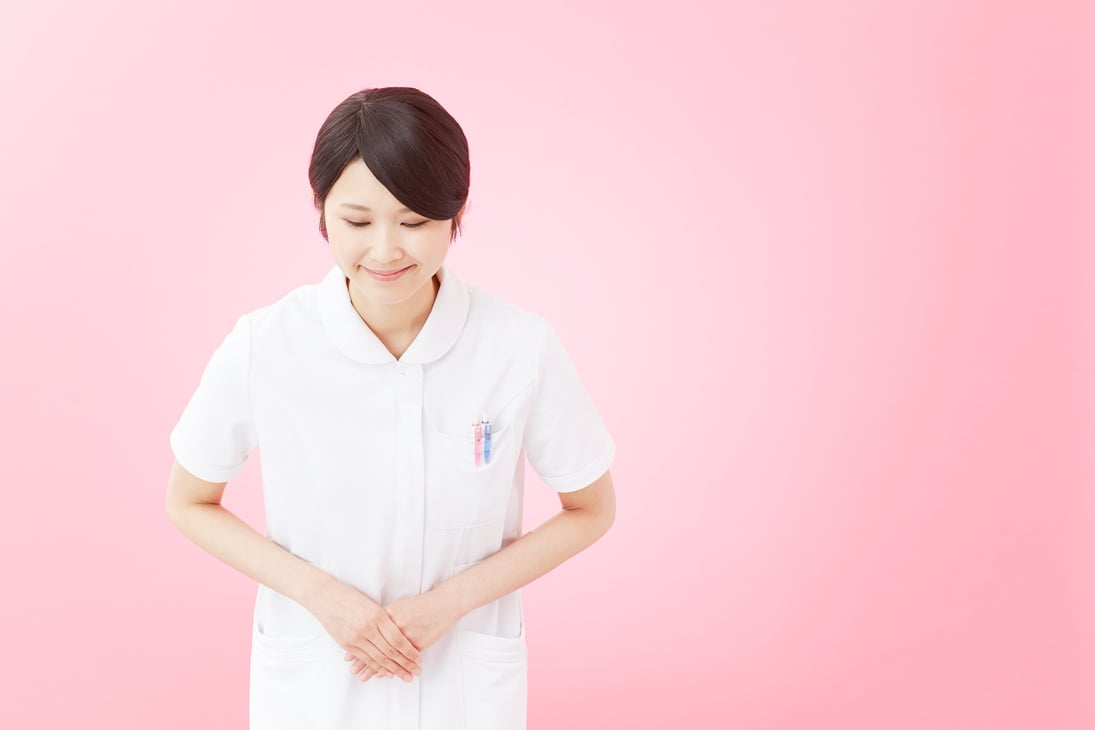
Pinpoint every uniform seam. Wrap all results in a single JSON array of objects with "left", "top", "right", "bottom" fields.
[
  {"left": 531, "top": 316, "right": 548, "bottom": 406},
  {"left": 495, "top": 378, "right": 535, "bottom": 421},
  {"left": 243, "top": 312, "right": 255, "bottom": 429},
  {"left": 466, "top": 285, "right": 538, "bottom": 319}
]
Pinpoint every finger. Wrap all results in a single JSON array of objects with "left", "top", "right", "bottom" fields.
[
  {"left": 372, "top": 633, "right": 419, "bottom": 681},
  {"left": 350, "top": 657, "right": 372, "bottom": 677},
  {"left": 364, "top": 621, "right": 420, "bottom": 679},
  {"left": 378, "top": 615, "right": 425, "bottom": 668},
  {"left": 384, "top": 608, "right": 426, "bottom": 667},
  {"left": 350, "top": 641, "right": 399, "bottom": 679},
  {"left": 351, "top": 657, "right": 377, "bottom": 682},
  {"left": 360, "top": 635, "right": 414, "bottom": 680},
  {"left": 353, "top": 653, "right": 387, "bottom": 680}
]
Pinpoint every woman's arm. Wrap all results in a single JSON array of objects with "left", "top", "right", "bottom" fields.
[
  {"left": 434, "top": 468, "right": 616, "bottom": 617},
  {"left": 165, "top": 459, "right": 424, "bottom": 681},
  {"left": 166, "top": 459, "right": 333, "bottom": 604}
]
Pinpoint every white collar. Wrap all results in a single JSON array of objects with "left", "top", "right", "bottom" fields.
[{"left": 317, "top": 262, "right": 470, "bottom": 364}]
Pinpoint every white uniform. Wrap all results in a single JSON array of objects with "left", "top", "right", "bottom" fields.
[{"left": 169, "top": 262, "right": 616, "bottom": 730}]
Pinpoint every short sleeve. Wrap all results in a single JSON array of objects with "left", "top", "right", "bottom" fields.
[
  {"left": 524, "top": 317, "right": 616, "bottom": 493},
  {"left": 169, "top": 313, "right": 258, "bottom": 483}
]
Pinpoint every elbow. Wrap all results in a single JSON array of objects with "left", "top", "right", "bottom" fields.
[
  {"left": 165, "top": 486, "right": 196, "bottom": 528},
  {"left": 165, "top": 496, "right": 184, "bottom": 527},
  {"left": 600, "top": 489, "right": 616, "bottom": 534},
  {"left": 591, "top": 502, "right": 615, "bottom": 537},
  {"left": 165, "top": 482, "right": 184, "bottom": 525},
  {"left": 592, "top": 494, "right": 616, "bottom": 537},
  {"left": 600, "top": 507, "right": 615, "bottom": 536}
]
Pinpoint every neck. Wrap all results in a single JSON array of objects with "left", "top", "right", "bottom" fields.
[{"left": 346, "top": 273, "right": 440, "bottom": 340}]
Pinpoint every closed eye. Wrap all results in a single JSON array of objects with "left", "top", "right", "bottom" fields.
[{"left": 345, "top": 221, "right": 427, "bottom": 228}]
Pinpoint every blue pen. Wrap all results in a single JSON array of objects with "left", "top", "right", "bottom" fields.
[{"left": 481, "top": 413, "right": 493, "bottom": 464}]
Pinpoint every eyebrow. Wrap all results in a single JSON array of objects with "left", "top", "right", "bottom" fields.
[{"left": 338, "top": 203, "right": 414, "bottom": 213}]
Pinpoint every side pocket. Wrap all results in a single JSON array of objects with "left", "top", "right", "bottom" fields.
[
  {"left": 251, "top": 613, "right": 327, "bottom": 661},
  {"left": 249, "top": 617, "right": 329, "bottom": 729},
  {"left": 457, "top": 619, "right": 528, "bottom": 730}
]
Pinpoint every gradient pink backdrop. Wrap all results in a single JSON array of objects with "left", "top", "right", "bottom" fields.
[{"left": 1, "top": 1, "right": 1093, "bottom": 728}]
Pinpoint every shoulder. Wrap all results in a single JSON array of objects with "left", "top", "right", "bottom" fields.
[
  {"left": 464, "top": 281, "right": 550, "bottom": 341},
  {"left": 242, "top": 277, "right": 324, "bottom": 341}
]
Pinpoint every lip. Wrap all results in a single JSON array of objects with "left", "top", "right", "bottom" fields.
[{"left": 363, "top": 264, "right": 414, "bottom": 281}]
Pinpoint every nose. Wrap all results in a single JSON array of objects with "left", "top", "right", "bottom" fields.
[{"left": 368, "top": 224, "right": 406, "bottom": 266}]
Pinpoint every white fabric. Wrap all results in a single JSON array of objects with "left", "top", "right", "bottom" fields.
[{"left": 169, "top": 261, "right": 615, "bottom": 729}]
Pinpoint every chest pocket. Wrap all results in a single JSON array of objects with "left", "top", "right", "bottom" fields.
[{"left": 425, "top": 420, "right": 517, "bottom": 529}]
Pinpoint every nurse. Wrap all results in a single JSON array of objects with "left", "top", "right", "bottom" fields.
[{"left": 165, "top": 86, "right": 617, "bottom": 730}]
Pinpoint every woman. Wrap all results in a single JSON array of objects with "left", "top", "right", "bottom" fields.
[{"left": 166, "top": 86, "right": 617, "bottom": 730}]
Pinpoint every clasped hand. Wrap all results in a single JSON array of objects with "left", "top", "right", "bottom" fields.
[{"left": 310, "top": 580, "right": 461, "bottom": 683}]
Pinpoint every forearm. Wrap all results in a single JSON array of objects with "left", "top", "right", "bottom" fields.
[
  {"left": 435, "top": 507, "right": 612, "bottom": 617},
  {"left": 167, "top": 503, "right": 335, "bottom": 611}
]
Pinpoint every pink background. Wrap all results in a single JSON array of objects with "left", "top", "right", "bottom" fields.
[{"left": 2, "top": 1, "right": 1093, "bottom": 728}]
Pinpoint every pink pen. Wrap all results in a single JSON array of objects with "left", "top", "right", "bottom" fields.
[{"left": 472, "top": 421, "right": 483, "bottom": 466}]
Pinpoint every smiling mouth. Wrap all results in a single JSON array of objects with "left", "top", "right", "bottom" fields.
[{"left": 365, "top": 265, "right": 413, "bottom": 274}]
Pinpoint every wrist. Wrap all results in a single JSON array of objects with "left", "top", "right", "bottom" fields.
[
  {"left": 433, "top": 575, "right": 471, "bottom": 619},
  {"left": 289, "top": 560, "right": 339, "bottom": 612}
]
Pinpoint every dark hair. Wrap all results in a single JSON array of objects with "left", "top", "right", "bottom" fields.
[{"left": 308, "top": 86, "right": 470, "bottom": 244}]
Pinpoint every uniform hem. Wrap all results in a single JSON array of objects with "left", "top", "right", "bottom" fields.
[
  {"left": 170, "top": 435, "right": 247, "bottom": 483},
  {"left": 540, "top": 438, "right": 615, "bottom": 493}
]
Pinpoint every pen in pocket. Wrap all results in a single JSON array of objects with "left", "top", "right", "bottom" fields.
[
  {"left": 481, "top": 413, "right": 493, "bottom": 465},
  {"left": 471, "top": 413, "right": 493, "bottom": 466},
  {"left": 472, "top": 420, "right": 483, "bottom": 466}
]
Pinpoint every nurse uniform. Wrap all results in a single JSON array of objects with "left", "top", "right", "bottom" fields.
[{"left": 169, "top": 261, "right": 616, "bottom": 730}]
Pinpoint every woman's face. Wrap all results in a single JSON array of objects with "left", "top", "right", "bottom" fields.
[{"left": 323, "top": 157, "right": 454, "bottom": 308}]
